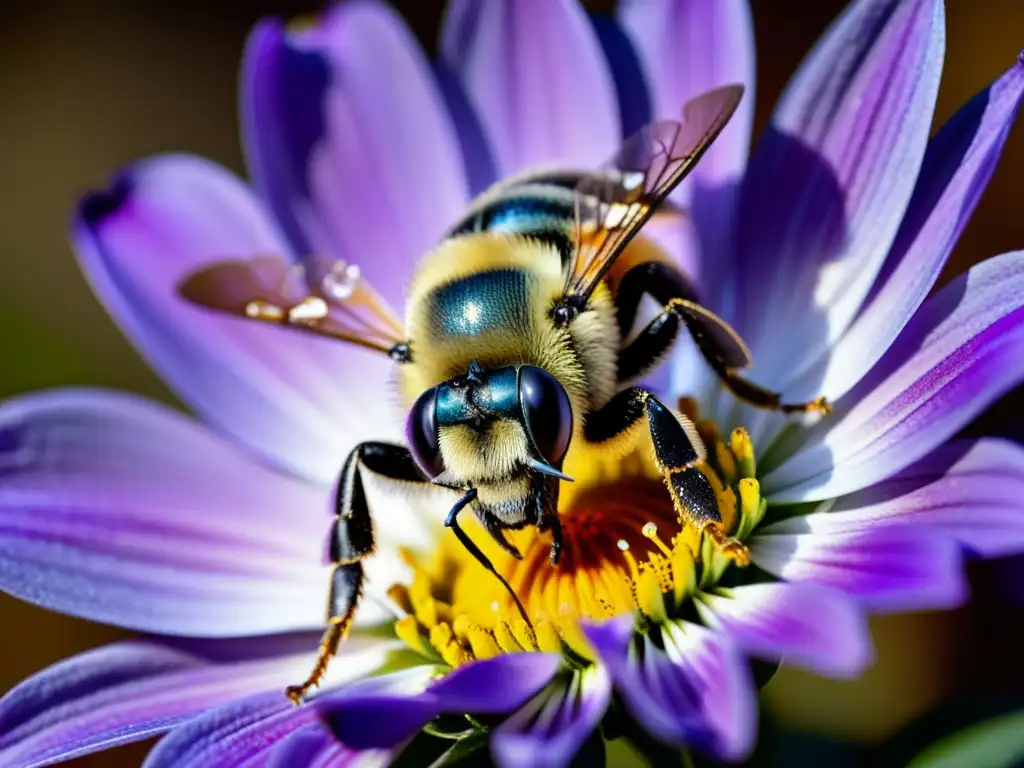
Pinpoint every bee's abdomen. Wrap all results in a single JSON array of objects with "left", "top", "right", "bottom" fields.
[{"left": 450, "top": 180, "right": 578, "bottom": 266}]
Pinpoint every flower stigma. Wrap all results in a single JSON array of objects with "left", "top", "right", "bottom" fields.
[{"left": 389, "top": 400, "right": 768, "bottom": 667}]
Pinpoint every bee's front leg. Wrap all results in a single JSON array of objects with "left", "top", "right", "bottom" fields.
[
  {"left": 586, "top": 388, "right": 749, "bottom": 565},
  {"left": 286, "top": 442, "right": 429, "bottom": 705}
]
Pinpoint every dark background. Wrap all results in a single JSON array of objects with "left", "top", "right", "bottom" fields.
[{"left": 1, "top": 1, "right": 1022, "bottom": 765}]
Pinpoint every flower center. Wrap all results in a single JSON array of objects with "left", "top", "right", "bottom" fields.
[{"left": 388, "top": 400, "right": 766, "bottom": 666}]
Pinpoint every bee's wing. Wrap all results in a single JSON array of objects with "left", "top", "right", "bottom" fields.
[
  {"left": 178, "top": 255, "right": 405, "bottom": 356},
  {"left": 564, "top": 84, "right": 744, "bottom": 303}
]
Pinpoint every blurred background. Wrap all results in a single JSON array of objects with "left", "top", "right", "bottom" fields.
[{"left": 1, "top": 0, "right": 1023, "bottom": 765}]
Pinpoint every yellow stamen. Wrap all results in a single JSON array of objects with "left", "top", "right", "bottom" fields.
[
  {"left": 736, "top": 477, "right": 767, "bottom": 539},
  {"left": 387, "top": 584, "right": 414, "bottom": 615},
  {"left": 642, "top": 522, "right": 673, "bottom": 559},
  {"left": 618, "top": 539, "right": 641, "bottom": 583},
  {"left": 466, "top": 626, "right": 502, "bottom": 660},
  {"left": 493, "top": 620, "right": 525, "bottom": 654},
  {"left": 671, "top": 544, "right": 696, "bottom": 604},
  {"left": 430, "top": 623, "right": 471, "bottom": 667},
  {"left": 730, "top": 427, "right": 756, "bottom": 479},
  {"left": 534, "top": 619, "right": 563, "bottom": 654},
  {"left": 715, "top": 440, "right": 738, "bottom": 486},
  {"left": 636, "top": 568, "right": 667, "bottom": 622},
  {"left": 512, "top": 619, "right": 540, "bottom": 652},
  {"left": 394, "top": 616, "right": 432, "bottom": 658}
]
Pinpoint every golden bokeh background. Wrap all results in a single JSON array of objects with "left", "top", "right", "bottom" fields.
[{"left": 0, "top": 1, "right": 1022, "bottom": 765}]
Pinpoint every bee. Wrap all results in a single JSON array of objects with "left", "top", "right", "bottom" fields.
[{"left": 178, "top": 84, "right": 828, "bottom": 703}]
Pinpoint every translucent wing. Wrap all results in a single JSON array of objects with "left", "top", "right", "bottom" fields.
[
  {"left": 565, "top": 84, "right": 744, "bottom": 302},
  {"left": 178, "top": 256, "right": 405, "bottom": 356}
]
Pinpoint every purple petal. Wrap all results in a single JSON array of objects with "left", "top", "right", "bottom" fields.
[
  {"left": 322, "top": 655, "right": 559, "bottom": 751},
  {"left": 765, "top": 250, "right": 1024, "bottom": 502},
  {"left": 318, "top": 697, "right": 438, "bottom": 752},
  {"left": 427, "top": 653, "right": 561, "bottom": 713},
  {"left": 770, "top": 439, "right": 1024, "bottom": 558},
  {"left": 0, "top": 389, "right": 341, "bottom": 636},
  {"left": 697, "top": 583, "right": 873, "bottom": 677},
  {"left": 618, "top": 0, "right": 755, "bottom": 183},
  {"left": 315, "top": 666, "right": 440, "bottom": 751},
  {"left": 141, "top": 690, "right": 313, "bottom": 768},
  {"left": 751, "top": 525, "right": 965, "bottom": 612},
  {"left": 144, "top": 662, "right": 416, "bottom": 768},
  {"left": 661, "top": 622, "right": 756, "bottom": 761},
  {"left": 491, "top": 665, "right": 611, "bottom": 768},
  {"left": 792, "top": 55, "right": 1024, "bottom": 402},
  {"left": 584, "top": 616, "right": 714, "bottom": 751},
  {"left": 0, "top": 643, "right": 226, "bottom": 767},
  {"left": 73, "top": 155, "right": 396, "bottom": 485},
  {"left": 242, "top": 2, "right": 469, "bottom": 311},
  {"left": 0, "top": 635, "right": 392, "bottom": 768},
  {"left": 266, "top": 725, "right": 336, "bottom": 768},
  {"left": 440, "top": 0, "right": 620, "bottom": 178},
  {"left": 618, "top": 0, "right": 755, "bottom": 318},
  {"left": 735, "top": 0, "right": 944, "bottom": 388}
]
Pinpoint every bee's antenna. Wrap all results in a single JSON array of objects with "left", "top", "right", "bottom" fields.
[{"left": 444, "top": 488, "right": 533, "bottom": 630}]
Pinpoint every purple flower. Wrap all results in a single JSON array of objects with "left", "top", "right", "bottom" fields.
[{"left": 2, "top": 0, "right": 1023, "bottom": 765}]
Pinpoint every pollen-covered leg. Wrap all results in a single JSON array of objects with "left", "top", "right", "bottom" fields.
[
  {"left": 287, "top": 442, "right": 428, "bottom": 704},
  {"left": 286, "top": 563, "right": 363, "bottom": 704},
  {"left": 613, "top": 260, "right": 830, "bottom": 414},
  {"left": 715, "top": 368, "right": 832, "bottom": 415},
  {"left": 586, "top": 388, "right": 749, "bottom": 565}
]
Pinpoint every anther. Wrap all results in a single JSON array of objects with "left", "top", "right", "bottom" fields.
[{"left": 641, "top": 522, "right": 674, "bottom": 559}]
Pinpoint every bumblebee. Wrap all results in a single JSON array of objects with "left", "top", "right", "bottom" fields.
[{"left": 179, "top": 84, "right": 827, "bottom": 703}]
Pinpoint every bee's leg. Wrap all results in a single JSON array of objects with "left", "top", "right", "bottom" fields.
[
  {"left": 586, "top": 388, "right": 749, "bottom": 564},
  {"left": 286, "top": 442, "right": 428, "bottom": 705},
  {"left": 531, "top": 475, "right": 563, "bottom": 565},
  {"left": 614, "top": 261, "right": 829, "bottom": 414},
  {"left": 445, "top": 490, "right": 531, "bottom": 625}
]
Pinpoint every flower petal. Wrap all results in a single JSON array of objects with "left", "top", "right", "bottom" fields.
[
  {"left": 618, "top": 0, "right": 756, "bottom": 319},
  {"left": 661, "top": 622, "right": 756, "bottom": 761},
  {"left": 321, "top": 655, "right": 558, "bottom": 752},
  {"left": 491, "top": 665, "right": 611, "bottom": 768},
  {"left": 697, "top": 583, "right": 873, "bottom": 677},
  {"left": 584, "top": 616, "right": 714, "bottom": 751},
  {"left": 0, "top": 635, "right": 391, "bottom": 768},
  {"left": 73, "top": 154, "right": 396, "bottom": 484},
  {"left": 440, "top": 0, "right": 620, "bottom": 177},
  {"left": 144, "top": 662, "right": 417, "bottom": 768},
  {"left": 427, "top": 653, "right": 561, "bottom": 713},
  {"left": 769, "top": 439, "right": 1024, "bottom": 558},
  {"left": 751, "top": 525, "right": 965, "bottom": 612},
  {"left": 792, "top": 55, "right": 1024, "bottom": 402},
  {"left": 735, "top": 0, "right": 944, "bottom": 387},
  {"left": 618, "top": 0, "right": 755, "bottom": 185},
  {"left": 314, "top": 666, "right": 441, "bottom": 751},
  {"left": 242, "top": 2, "right": 469, "bottom": 311},
  {"left": 0, "top": 389, "right": 330, "bottom": 636},
  {"left": 765, "top": 250, "right": 1024, "bottom": 502}
]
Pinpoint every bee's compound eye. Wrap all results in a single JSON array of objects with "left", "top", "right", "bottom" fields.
[
  {"left": 406, "top": 388, "right": 444, "bottom": 479},
  {"left": 518, "top": 366, "right": 573, "bottom": 465}
]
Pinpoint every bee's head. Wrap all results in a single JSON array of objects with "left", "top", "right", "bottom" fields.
[{"left": 405, "top": 362, "right": 573, "bottom": 483}]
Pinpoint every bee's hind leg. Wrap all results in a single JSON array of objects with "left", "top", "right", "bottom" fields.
[
  {"left": 286, "top": 442, "right": 429, "bottom": 705},
  {"left": 614, "top": 260, "right": 829, "bottom": 415},
  {"left": 586, "top": 388, "right": 749, "bottom": 565}
]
